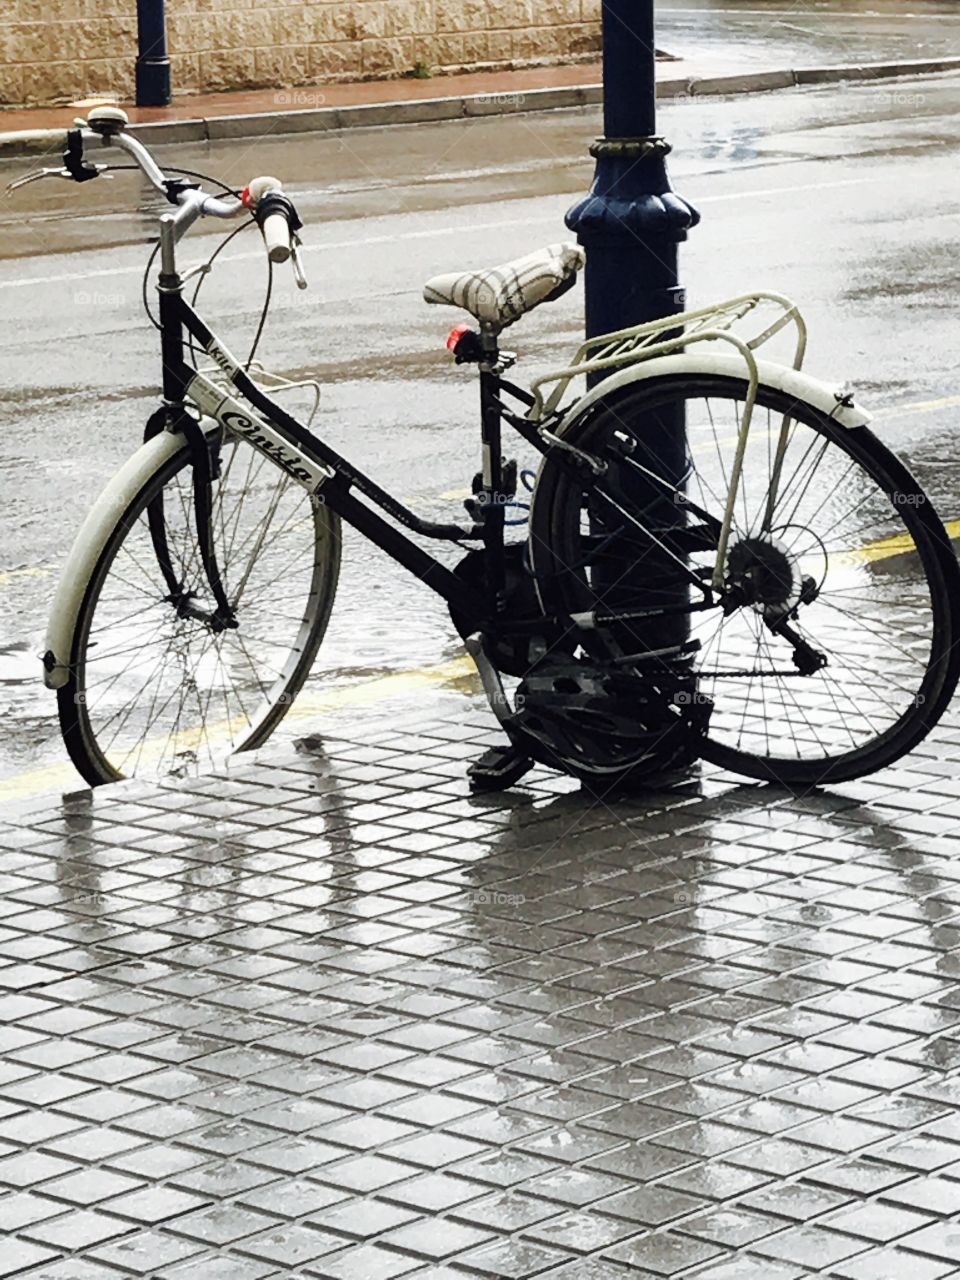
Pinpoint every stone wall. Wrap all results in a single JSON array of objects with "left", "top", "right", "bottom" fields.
[{"left": 1, "top": 0, "right": 601, "bottom": 107}]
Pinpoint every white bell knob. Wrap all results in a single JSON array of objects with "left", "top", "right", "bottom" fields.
[{"left": 87, "top": 106, "right": 129, "bottom": 135}]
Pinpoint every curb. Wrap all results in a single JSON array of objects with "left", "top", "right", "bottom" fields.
[{"left": 2, "top": 55, "right": 959, "bottom": 159}]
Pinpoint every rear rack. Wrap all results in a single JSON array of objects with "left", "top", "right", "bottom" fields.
[{"left": 527, "top": 291, "right": 807, "bottom": 422}]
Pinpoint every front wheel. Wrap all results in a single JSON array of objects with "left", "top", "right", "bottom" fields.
[
  {"left": 58, "top": 426, "right": 340, "bottom": 785},
  {"left": 529, "top": 374, "right": 960, "bottom": 787}
]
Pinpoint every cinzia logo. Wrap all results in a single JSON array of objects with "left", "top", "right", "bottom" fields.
[{"left": 221, "top": 411, "right": 315, "bottom": 484}]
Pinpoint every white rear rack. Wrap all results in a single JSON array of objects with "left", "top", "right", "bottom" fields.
[{"left": 528, "top": 291, "right": 807, "bottom": 422}]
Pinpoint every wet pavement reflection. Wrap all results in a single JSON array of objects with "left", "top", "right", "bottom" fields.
[{"left": 3, "top": 702, "right": 960, "bottom": 1274}]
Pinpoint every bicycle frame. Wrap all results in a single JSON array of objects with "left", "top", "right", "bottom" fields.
[
  {"left": 154, "top": 268, "right": 556, "bottom": 634},
  {"left": 150, "top": 212, "right": 852, "bottom": 645}
]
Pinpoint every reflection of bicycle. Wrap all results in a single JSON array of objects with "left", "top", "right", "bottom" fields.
[{"left": 25, "top": 108, "right": 960, "bottom": 790}]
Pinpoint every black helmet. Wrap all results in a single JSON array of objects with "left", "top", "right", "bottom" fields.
[{"left": 512, "top": 658, "right": 708, "bottom": 783}]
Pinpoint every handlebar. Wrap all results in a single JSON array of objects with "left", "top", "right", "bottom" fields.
[{"left": 8, "top": 106, "right": 306, "bottom": 285}]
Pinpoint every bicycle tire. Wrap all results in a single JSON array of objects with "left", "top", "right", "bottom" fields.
[
  {"left": 58, "top": 429, "right": 340, "bottom": 785},
  {"left": 529, "top": 374, "right": 960, "bottom": 787}
]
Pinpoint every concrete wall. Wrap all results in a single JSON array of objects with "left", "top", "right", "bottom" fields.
[{"left": 1, "top": 0, "right": 602, "bottom": 107}]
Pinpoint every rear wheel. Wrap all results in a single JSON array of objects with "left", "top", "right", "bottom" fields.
[
  {"left": 529, "top": 375, "right": 960, "bottom": 786},
  {"left": 59, "top": 427, "right": 340, "bottom": 785}
]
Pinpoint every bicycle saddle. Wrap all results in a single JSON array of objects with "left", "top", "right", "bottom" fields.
[{"left": 423, "top": 242, "right": 585, "bottom": 331}]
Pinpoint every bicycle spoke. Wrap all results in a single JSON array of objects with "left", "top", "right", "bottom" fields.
[
  {"left": 535, "top": 379, "right": 951, "bottom": 779},
  {"left": 68, "top": 438, "right": 334, "bottom": 784}
]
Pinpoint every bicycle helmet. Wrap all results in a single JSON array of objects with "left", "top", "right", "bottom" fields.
[{"left": 511, "top": 658, "right": 709, "bottom": 783}]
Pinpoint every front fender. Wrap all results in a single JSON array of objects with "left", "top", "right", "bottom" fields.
[
  {"left": 43, "top": 429, "right": 189, "bottom": 690},
  {"left": 550, "top": 351, "right": 872, "bottom": 436}
]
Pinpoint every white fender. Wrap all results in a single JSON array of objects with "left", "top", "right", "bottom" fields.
[
  {"left": 43, "top": 429, "right": 190, "bottom": 690},
  {"left": 551, "top": 351, "right": 872, "bottom": 436}
]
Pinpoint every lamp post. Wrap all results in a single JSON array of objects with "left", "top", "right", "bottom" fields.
[
  {"left": 135, "top": 0, "right": 172, "bottom": 107},
  {"left": 566, "top": 0, "right": 700, "bottom": 764},
  {"left": 567, "top": 2, "right": 698, "bottom": 338}
]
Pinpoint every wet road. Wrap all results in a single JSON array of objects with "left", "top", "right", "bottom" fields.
[
  {"left": 660, "top": 0, "right": 960, "bottom": 67},
  {"left": 4, "top": 72, "right": 960, "bottom": 789}
]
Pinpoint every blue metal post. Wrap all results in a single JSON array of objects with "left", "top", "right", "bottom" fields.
[
  {"left": 566, "top": 1, "right": 700, "bottom": 766},
  {"left": 567, "top": 0, "right": 698, "bottom": 340},
  {"left": 135, "top": 0, "right": 172, "bottom": 107}
]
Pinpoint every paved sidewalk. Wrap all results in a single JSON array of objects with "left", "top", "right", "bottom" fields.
[
  {"left": 4, "top": 694, "right": 960, "bottom": 1277},
  {"left": 5, "top": 53, "right": 960, "bottom": 156},
  {"left": 0, "top": 64, "right": 609, "bottom": 135}
]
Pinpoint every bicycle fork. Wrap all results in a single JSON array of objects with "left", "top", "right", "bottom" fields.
[{"left": 145, "top": 268, "right": 237, "bottom": 632}]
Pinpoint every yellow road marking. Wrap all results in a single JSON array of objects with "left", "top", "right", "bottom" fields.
[
  {"left": 877, "top": 393, "right": 960, "bottom": 417},
  {"left": 0, "top": 655, "right": 476, "bottom": 806},
  {"left": 0, "top": 564, "right": 55, "bottom": 588},
  {"left": 831, "top": 517, "right": 960, "bottom": 568}
]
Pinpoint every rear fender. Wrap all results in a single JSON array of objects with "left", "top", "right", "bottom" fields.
[{"left": 550, "top": 351, "right": 872, "bottom": 437}]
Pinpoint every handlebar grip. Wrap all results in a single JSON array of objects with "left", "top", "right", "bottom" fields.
[
  {"left": 244, "top": 181, "right": 302, "bottom": 267},
  {"left": 261, "top": 210, "right": 292, "bottom": 264}
]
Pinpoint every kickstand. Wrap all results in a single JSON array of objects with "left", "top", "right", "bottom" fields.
[{"left": 464, "top": 633, "right": 534, "bottom": 792}]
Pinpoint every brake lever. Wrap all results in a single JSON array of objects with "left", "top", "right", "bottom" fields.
[
  {"left": 7, "top": 164, "right": 112, "bottom": 192},
  {"left": 291, "top": 235, "right": 308, "bottom": 290},
  {"left": 7, "top": 168, "right": 66, "bottom": 191}
]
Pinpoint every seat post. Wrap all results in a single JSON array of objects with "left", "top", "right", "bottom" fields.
[{"left": 478, "top": 324, "right": 507, "bottom": 612}]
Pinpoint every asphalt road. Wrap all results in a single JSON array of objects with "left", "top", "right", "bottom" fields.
[
  {"left": 3, "top": 72, "right": 960, "bottom": 791},
  {"left": 660, "top": 0, "right": 960, "bottom": 66}
]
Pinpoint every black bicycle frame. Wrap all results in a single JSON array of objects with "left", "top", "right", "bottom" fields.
[{"left": 153, "top": 282, "right": 549, "bottom": 633}]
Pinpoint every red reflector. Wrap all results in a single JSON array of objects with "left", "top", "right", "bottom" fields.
[{"left": 446, "top": 322, "right": 471, "bottom": 352}]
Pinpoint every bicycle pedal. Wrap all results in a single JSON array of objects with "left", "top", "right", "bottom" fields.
[{"left": 468, "top": 744, "right": 534, "bottom": 792}]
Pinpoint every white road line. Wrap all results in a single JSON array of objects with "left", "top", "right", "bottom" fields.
[
  {"left": 696, "top": 174, "right": 879, "bottom": 203},
  {"left": 0, "top": 212, "right": 563, "bottom": 292},
  {"left": 0, "top": 173, "right": 888, "bottom": 292}
]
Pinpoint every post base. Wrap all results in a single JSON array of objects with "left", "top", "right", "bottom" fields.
[{"left": 135, "top": 58, "right": 171, "bottom": 108}]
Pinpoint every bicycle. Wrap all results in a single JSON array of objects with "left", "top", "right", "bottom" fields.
[{"left": 20, "top": 106, "right": 960, "bottom": 792}]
